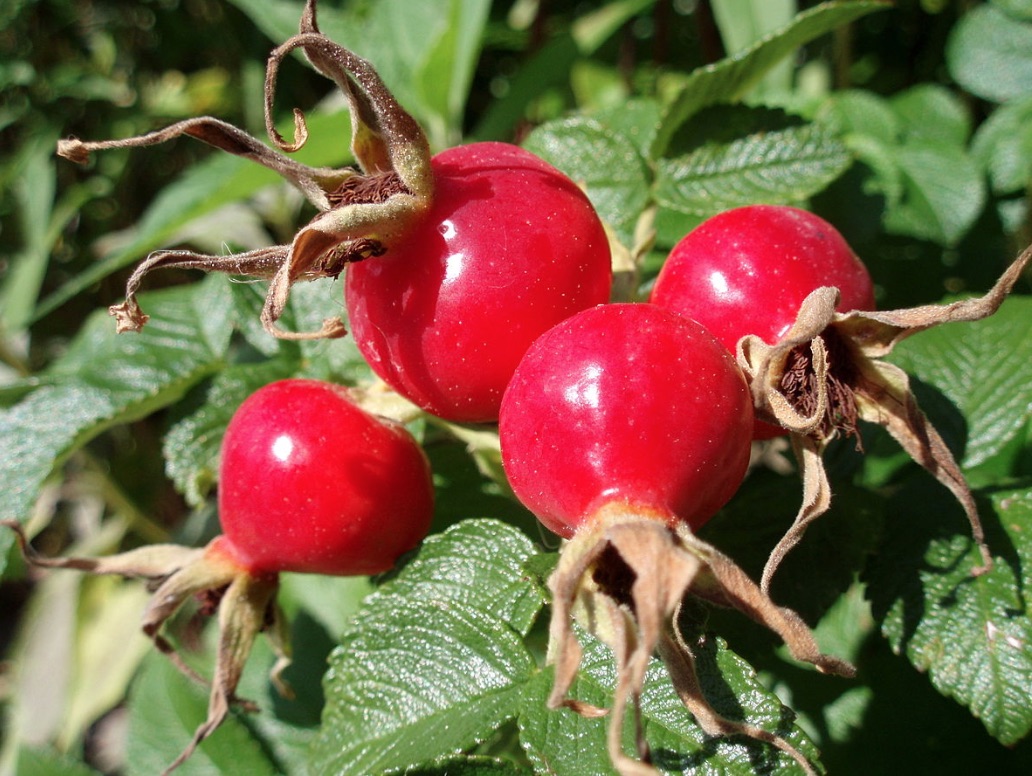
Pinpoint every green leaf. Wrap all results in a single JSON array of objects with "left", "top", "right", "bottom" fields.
[
  {"left": 993, "top": 0, "right": 1032, "bottom": 21},
  {"left": 887, "top": 295, "right": 1032, "bottom": 471},
  {"left": 971, "top": 96, "right": 1032, "bottom": 195},
  {"left": 402, "top": 756, "right": 534, "bottom": 775},
  {"left": 947, "top": 4, "right": 1032, "bottom": 103},
  {"left": 655, "top": 116, "right": 852, "bottom": 220},
  {"left": 880, "top": 140, "right": 985, "bottom": 246},
  {"left": 522, "top": 116, "right": 652, "bottom": 245},
  {"left": 125, "top": 650, "right": 280, "bottom": 776},
  {"left": 889, "top": 84, "right": 971, "bottom": 147},
  {"left": 13, "top": 748, "right": 100, "bottom": 776},
  {"left": 310, "top": 520, "right": 545, "bottom": 775},
  {"left": 0, "top": 276, "right": 233, "bottom": 577},
  {"left": 865, "top": 479, "right": 1032, "bottom": 745},
  {"left": 651, "top": 1, "right": 889, "bottom": 158},
  {"left": 519, "top": 629, "right": 822, "bottom": 775}
]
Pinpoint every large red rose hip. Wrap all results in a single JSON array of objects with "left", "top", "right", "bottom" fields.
[{"left": 346, "top": 141, "right": 612, "bottom": 423}]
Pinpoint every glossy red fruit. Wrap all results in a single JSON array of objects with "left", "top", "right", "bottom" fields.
[
  {"left": 650, "top": 205, "right": 875, "bottom": 352},
  {"left": 499, "top": 303, "right": 753, "bottom": 538},
  {"left": 346, "top": 141, "right": 612, "bottom": 423},
  {"left": 217, "top": 379, "right": 434, "bottom": 576}
]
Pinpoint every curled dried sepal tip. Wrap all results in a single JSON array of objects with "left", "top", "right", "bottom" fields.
[
  {"left": 57, "top": 0, "right": 432, "bottom": 341},
  {"left": 546, "top": 506, "right": 853, "bottom": 776},
  {"left": 739, "top": 242, "right": 1032, "bottom": 593},
  {"left": 1, "top": 521, "right": 291, "bottom": 776}
]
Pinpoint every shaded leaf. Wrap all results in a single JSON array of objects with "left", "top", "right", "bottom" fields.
[
  {"left": 310, "top": 520, "right": 545, "bottom": 775},
  {"left": 518, "top": 629, "right": 824, "bottom": 775},
  {"left": 651, "top": 1, "right": 889, "bottom": 158},
  {"left": 401, "top": 756, "right": 534, "bottom": 775},
  {"left": 887, "top": 296, "right": 1032, "bottom": 471},
  {"left": 865, "top": 479, "right": 1032, "bottom": 745},
  {"left": 0, "top": 276, "right": 233, "bottom": 577}
]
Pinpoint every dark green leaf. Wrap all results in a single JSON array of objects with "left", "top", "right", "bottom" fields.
[
  {"left": 866, "top": 479, "right": 1032, "bottom": 745},
  {"left": 651, "top": 1, "right": 889, "bottom": 158},
  {"left": 947, "top": 4, "right": 1032, "bottom": 103},
  {"left": 655, "top": 119, "right": 851, "bottom": 220},
  {"left": 400, "top": 756, "right": 533, "bottom": 775},
  {"left": 0, "top": 277, "right": 233, "bottom": 577},
  {"left": 310, "top": 520, "right": 545, "bottom": 775},
  {"left": 887, "top": 296, "right": 1032, "bottom": 471},
  {"left": 519, "top": 628, "right": 823, "bottom": 775},
  {"left": 522, "top": 117, "right": 652, "bottom": 245}
]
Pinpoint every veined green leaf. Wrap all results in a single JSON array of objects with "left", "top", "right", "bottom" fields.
[
  {"left": 519, "top": 629, "right": 823, "bottom": 775},
  {"left": 655, "top": 120, "right": 851, "bottom": 218},
  {"left": 651, "top": 1, "right": 889, "bottom": 158},
  {"left": 888, "top": 295, "right": 1032, "bottom": 471},
  {"left": 310, "top": 520, "right": 545, "bottom": 775},
  {"left": 0, "top": 277, "right": 233, "bottom": 577},
  {"left": 523, "top": 116, "right": 652, "bottom": 246},
  {"left": 866, "top": 480, "right": 1032, "bottom": 745}
]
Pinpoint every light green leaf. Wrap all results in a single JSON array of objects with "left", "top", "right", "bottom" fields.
[
  {"left": 522, "top": 116, "right": 652, "bottom": 245},
  {"left": 0, "top": 276, "right": 233, "bottom": 577},
  {"left": 655, "top": 120, "right": 851, "bottom": 218},
  {"left": 947, "top": 4, "right": 1032, "bottom": 103},
  {"left": 310, "top": 520, "right": 545, "bottom": 775},
  {"left": 13, "top": 748, "right": 100, "bottom": 776},
  {"left": 865, "top": 480, "right": 1032, "bottom": 745},
  {"left": 887, "top": 295, "right": 1032, "bottom": 471},
  {"left": 971, "top": 96, "right": 1032, "bottom": 195},
  {"left": 816, "top": 89, "right": 899, "bottom": 145},
  {"left": 651, "top": 1, "right": 889, "bottom": 158},
  {"left": 125, "top": 651, "right": 279, "bottom": 776},
  {"left": 519, "top": 629, "right": 823, "bottom": 775},
  {"left": 993, "top": 0, "right": 1032, "bottom": 20},
  {"left": 889, "top": 84, "right": 971, "bottom": 146},
  {"left": 881, "top": 140, "right": 985, "bottom": 246}
]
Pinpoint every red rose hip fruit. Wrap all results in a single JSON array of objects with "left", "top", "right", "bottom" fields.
[{"left": 347, "top": 141, "right": 612, "bottom": 423}]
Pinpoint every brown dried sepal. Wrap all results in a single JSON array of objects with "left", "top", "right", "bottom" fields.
[
  {"left": 738, "top": 242, "right": 1032, "bottom": 592},
  {"left": 58, "top": 0, "right": 433, "bottom": 341},
  {"left": 547, "top": 505, "right": 854, "bottom": 776},
  {"left": 2, "top": 521, "right": 291, "bottom": 776}
]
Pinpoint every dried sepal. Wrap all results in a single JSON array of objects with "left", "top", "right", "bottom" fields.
[
  {"left": 2, "top": 521, "right": 289, "bottom": 775},
  {"left": 738, "top": 243, "right": 1032, "bottom": 591},
  {"left": 546, "top": 506, "right": 853, "bottom": 776},
  {"left": 58, "top": 0, "right": 433, "bottom": 340}
]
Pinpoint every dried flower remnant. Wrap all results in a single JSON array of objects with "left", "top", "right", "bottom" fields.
[
  {"left": 547, "top": 508, "right": 855, "bottom": 776},
  {"left": 738, "top": 244, "right": 1032, "bottom": 592},
  {"left": 57, "top": 0, "right": 433, "bottom": 340}
]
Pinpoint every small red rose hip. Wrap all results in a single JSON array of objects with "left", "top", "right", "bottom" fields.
[
  {"left": 217, "top": 378, "right": 434, "bottom": 576},
  {"left": 499, "top": 302, "right": 753, "bottom": 537},
  {"left": 650, "top": 204, "right": 875, "bottom": 353},
  {"left": 347, "top": 141, "right": 612, "bottom": 423}
]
